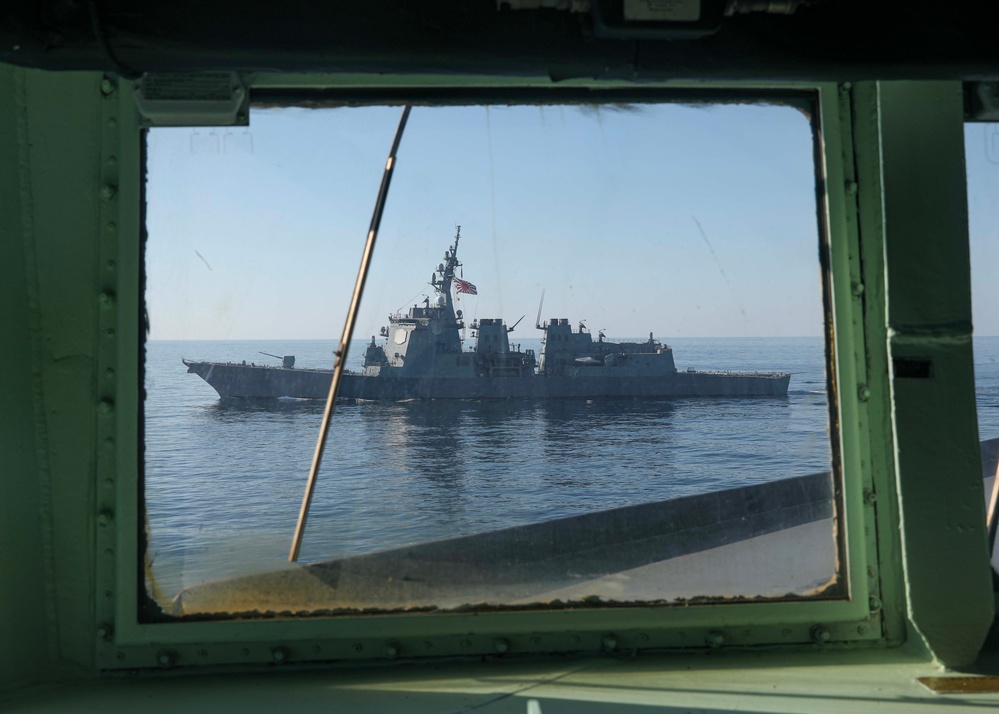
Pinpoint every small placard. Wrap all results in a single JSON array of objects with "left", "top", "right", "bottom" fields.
[{"left": 623, "top": 0, "right": 701, "bottom": 22}]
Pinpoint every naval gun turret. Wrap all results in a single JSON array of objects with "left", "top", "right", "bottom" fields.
[{"left": 259, "top": 351, "right": 295, "bottom": 369}]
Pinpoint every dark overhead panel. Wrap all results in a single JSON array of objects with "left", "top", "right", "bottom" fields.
[{"left": 2, "top": 0, "right": 999, "bottom": 80}]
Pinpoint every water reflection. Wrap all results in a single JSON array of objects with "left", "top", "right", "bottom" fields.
[
  {"left": 166, "top": 393, "right": 825, "bottom": 570},
  {"left": 201, "top": 397, "right": 326, "bottom": 425}
]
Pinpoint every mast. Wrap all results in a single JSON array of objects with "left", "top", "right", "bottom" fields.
[{"left": 436, "top": 225, "right": 461, "bottom": 319}]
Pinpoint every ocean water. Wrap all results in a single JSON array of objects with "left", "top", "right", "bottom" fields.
[{"left": 144, "top": 336, "right": 999, "bottom": 599}]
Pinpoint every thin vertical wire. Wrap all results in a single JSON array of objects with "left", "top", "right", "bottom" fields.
[{"left": 290, "top": 105, "right": 412, "bottom": 562}]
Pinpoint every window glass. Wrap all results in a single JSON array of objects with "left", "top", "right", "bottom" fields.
[
  {"left": 144, "top": 99, "right": 838, "bottom": 616},
  {"left": 963, "top": 122, "right": 999, "bottom": 575}
]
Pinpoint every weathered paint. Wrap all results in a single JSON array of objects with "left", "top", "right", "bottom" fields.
[{"left": 880, "top": 81, "right": 994, "bottom": 666}]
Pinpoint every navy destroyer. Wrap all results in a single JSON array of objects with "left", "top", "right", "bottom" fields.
[{"left": 183, "top": 228, "right": 790, "bottom": 400}]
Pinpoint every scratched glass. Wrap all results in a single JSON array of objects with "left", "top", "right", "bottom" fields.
[{"left": 142, "top": 99, "right": 837, "bottom": 617}]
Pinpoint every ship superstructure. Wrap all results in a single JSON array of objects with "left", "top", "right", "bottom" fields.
[{"left": 184, "top": 228, "right": 790, "bottom": 400}]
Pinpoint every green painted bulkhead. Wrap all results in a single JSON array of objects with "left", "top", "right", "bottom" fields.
[{"left": 3, "top": 3, "right": 999, "bottom": 710}]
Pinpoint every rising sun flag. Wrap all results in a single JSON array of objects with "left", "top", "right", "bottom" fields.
[{"left": 454, "top": 277, "right": 478, "bottom": 295}]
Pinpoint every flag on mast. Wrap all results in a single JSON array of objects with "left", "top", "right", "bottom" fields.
[{"left": 454, "top": 277, "right": 478, "bottom": 295}]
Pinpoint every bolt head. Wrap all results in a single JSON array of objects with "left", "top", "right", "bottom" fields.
[
  {"left": 705, "top": 631, "right": 725, "bottom": 648},
  {"left": 810, "top": 625, "right": 831, "bottom": 643}
]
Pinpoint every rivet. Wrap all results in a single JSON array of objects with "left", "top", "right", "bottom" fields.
[
  {"left": 781, "top": 628, "right": 792, "bottom": 637},
  {"left": 115, "top": 651, "right": 125, "bottom": 661},
  {"left": 351, "top": 643, "right": 363, "bottom": 653},
  {"left": 494, "top": 638, "right": 509, "bottom": 654},
  {"left": 107, "top": 155, "right": 117, "bottom": 166},
  {"left": 97, "top": 624, "right": 112, "bottom": 640},
  {"left": 422, "top": 641, "right": 433, "bottom": 651},
  {"left": 198, "top": 649, "right": 208, "bottom": 658},
  {"left": 639, "top": 633, "right": 650, "bottom": 642},
  {"left": 857, "top": 385, "right": 870, "bottom": 401},
  {"left": 601, "top": 635, "right": 617, "bottom": 652},
  {"left": 97, "top": 509, "right": 113, "bottom": 526},
  {"left": 100, "top": 184, "right": 116, "bottom": 202},
  {"left": 869, "top": 596, "right": 882, "bottom": 611},
  {"left": 105, "top": 368, "right": 115, "bottom": 379},
  {"left": 570, "top": 635, "right": 581, "bottom": 645},
  {"left": 157, "top": 650, "right": 176, "bottom": 668},
  {"left": 107, "top": 222, "right": 117, "bottom": 233},
  {"left": 529, "top": 636, "right": 541, "bottom": 645},
  {"left": 705, "top": 631, "right": 725, "bottom": 648},
  {"left": 857, "top": 624, "right": 868, "bottom": 635},
  {"left": 100, "top": 78, "right": 115, "bottom": 96},
  {"left": 99, "top": 291, "right": 116, "bottom": 307},
  {"left": 99, "top": 399, "right": 114, "bottom": 415},
  {"left": 104, "top": 437, "right": 115, "bottom": 448},
  {"left": 106, "top": 327, "right": 116, "bottom": 337},
  {"left": 107, "top": 117, "right": 117, "bottom": 128},
  {"left": 864, "top": 489, "right": 877, "bottom": 505},
  {"left": 460, "top": 639, "right": 472, "bottom": 649},
  {"left": 845, "top": 180, "right": 858, "bottom": 195},
  {"left": 271, "top": 647, "right": 288, "bottom": 663},
  {"left": 840, "top": 82, "right": 852, "bottom": 93},
  {"left": 852, "top": 282, "right": 865, "bottom": 296},
  {"left": 810, "top": 625, "right": 831, "bottom": 644},
  {"left": 384, "top": 643, "right": 399, "bottom": 658}
]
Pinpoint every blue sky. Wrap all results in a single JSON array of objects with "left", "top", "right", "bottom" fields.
[
  {"left": 964, "top": 123, "right": 999, "bottom": 337},
  {"left": 144, "top": 103, "right": 998, "bottom": 341}
]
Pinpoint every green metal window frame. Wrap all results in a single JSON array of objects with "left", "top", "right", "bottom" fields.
[{"left": 89, "top": 77, "right": 982, "bottom": 670}]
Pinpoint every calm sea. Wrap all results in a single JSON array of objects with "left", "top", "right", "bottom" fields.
[{"left": 144, "top": 336, "right": 999, "bottom": 598}]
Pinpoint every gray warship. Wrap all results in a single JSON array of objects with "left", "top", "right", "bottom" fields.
[{"left": 183, "top": 228, "right": 791, "bottom": 400}]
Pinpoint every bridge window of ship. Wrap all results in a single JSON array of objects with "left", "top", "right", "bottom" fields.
[{"left": 132, "top": 86, "right": 899, "bottom": 664}]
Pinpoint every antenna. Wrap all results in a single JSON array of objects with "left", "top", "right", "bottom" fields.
[
  {"left": 290, "top": 104, "right": 412, "bottom": 563},
  {"left": 507, "top": 315, "right": 525, "bottom": 333},
  {"left": 535, "top": 288, "right": 546, "bottom": 330}
]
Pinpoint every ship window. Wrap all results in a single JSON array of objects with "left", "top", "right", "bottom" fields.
[
  {"left": 963, "top": 121, "right": 999, "bottom": 575},
  {"left": 141, "top": 91, "right": 845, "bottom": 637}
]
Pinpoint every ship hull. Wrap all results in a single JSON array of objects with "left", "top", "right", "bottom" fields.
[{"left": 183, "top": 360, "right": 790, "bottom": 400}]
